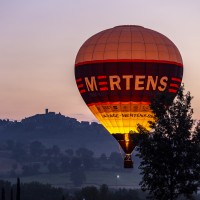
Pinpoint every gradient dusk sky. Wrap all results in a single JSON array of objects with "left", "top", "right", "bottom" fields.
[{"left": 0, "top": 0, "right": 200, "bottom": 122}]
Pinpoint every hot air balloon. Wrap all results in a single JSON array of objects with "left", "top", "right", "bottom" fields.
[{"left": 74, "top": 25, "right": 183, "bottom": 168}]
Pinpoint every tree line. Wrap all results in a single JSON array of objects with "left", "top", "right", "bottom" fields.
[
  {"left": 0, "top": 140, "right": 124, "bottom": 186},
  {"left": 0, "top": 178, "right": 148, "bottom": 200},
  {"left": 1, "top": 178, "right": 200, "bottom": 200}
]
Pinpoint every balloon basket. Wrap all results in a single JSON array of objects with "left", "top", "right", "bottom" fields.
[{"left": 124, "top": 154, "right": 133, "bottom": 168}]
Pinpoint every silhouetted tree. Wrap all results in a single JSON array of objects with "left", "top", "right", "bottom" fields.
[
  {"left": 109, "top": 152, "right": 122, "bottom": 166},
  {"left": 60, "top": 156, "right": 70, "bottom": 172},
  {"left": 10, "top": 187, "right": 13, "bottom": 200},
  {"left": 75, "top": 186, "right": 99, "bottom": 200},
  {"left": 52, "top": 145, "right": 61, "bottom": 157},
  {"left": 47, "top": 162, "right": 59, "bottom": 173},
  {"left": 70, "top": 169, "right": 86, "bottom": 187},
  {"left": 70, "top": 157, "right": 82, "bottom": 170},
  {"left": 192, "top": 122, "right": 200, "bottom": 187},
  {"left": 20, "top": 182, "right": 63, "bottom": 200},
  {"left": 99, "top": 184, "right": 111, "bottom": 200},
  {"left": 138, "top": 86, "right": 200, "bottom": 200},
  {"left": 76, "top": 148, "right": 95, "bottom": 169},
  {"left": 11, "top": 142, "right": 27, "bottom": 161},
  {"left": 0, "top": 179, "right": 69, "bottom": 200},
  {"left": 22, "top": 164, "right": 40, "bottom": 176},
  {"left": 0, "top": 181, "right": 11, "bottom": 200},
  {"left": 113, "top": 188, "right": 142, "bottom": 200},
  {"left": 65, "top": 149, "right": 74, "bottom": 157},
  {"left": 16, "top": 177, "right": 20, "bottom": 200},
  {"left": 1, "top": 187, "right": 5, "bottom": 200},
  {"left": 99, "top": 153, "right": 107, "bottom": 162},
  {"left": 29, "top": 141, "right": 45, "bottom": 160},
  {"left": 76, "top": 148, "right": 93, "bottom": 158},
  {"left": 45, "top": 148, "right": 54, "bottom": 158}
]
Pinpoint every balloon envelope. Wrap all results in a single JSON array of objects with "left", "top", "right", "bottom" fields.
[{"left": 74, "top": 25, "right": 183, "bottom": 167}]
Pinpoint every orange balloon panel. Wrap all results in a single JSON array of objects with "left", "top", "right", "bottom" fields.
[{"left": 75, "top": 25, "right": 182, "bottom": 66}]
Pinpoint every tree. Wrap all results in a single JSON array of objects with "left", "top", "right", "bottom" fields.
[
  {"left": 22, "top": 164, "right": 40, "bottom": 176},
  {"left": 99, "top": 184, "right": 111, "bottom": 200},
  {"left": 29, "top": 141, "right": 45, "bottom": 160},
  {"left": 99, "top": 153, "right": 107, "bottom": 162},
  {"left": 1, "top": 187, "right": 5, "bottom": 200},
  {"left": 19, "top": 182, "right": 64, "bottom": 200},
  {"left": 137, "top": 86, "right": 200, "bottom": 200},
  {"left": 112, "top": 188, "right": 143, "bottom": 200},
  {"left": 0, "top": 180, "right": 12, "bottom": 200},
  {"left": 16, "top": 177, "right": 20, "bottom": 200},
  {"left": 65, "top": 149, "right": 74, "bottom": 157},
  {"left": 47, "top": 162, "right": 59, "bottom": 173},
  {"left": 76, "top": 148, "right": 95, "bottom": 169},
  {"left": 10, "top": 187, "right": 13, "bottom": 200},
  {"left": 192, "top": 122, "right": 200, "bottom": 187},
  {"left": 70, "top": 157, "right": 82, "bottom": 170},
  {"left": 11, "top": 142, "right": 27, "bottom": 161},
  {"left": 109, "top": 152, "right": 122, "bottom": 166},
  {"left": 70, "top": 169, "right": 86, "bottom": 187},
  {"left": 51, "top": 145, "right": 61, "bottom": 157},
  {"left": 76, "top": 148, "right": 93, "bottom": 158},
  {"left": 75, "top": 186, "right": 99, "bottom": 200},
  {"left": 60, "top": 156, "right": 70, "bottom": 172}
]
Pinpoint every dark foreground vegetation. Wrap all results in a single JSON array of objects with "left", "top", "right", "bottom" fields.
[
  {"left": 1, "top": 178, "right": 200, "bottom": 200},
  {"left": 0, "top": 178, "right": 147, "bottom": 200}
]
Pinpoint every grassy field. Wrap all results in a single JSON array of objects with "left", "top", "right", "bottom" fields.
[{"left": 3, "top": 170, "right": 141, "bottom": 189}]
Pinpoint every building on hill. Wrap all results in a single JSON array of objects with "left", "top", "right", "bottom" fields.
[
  {"left": 0, "top": 109, "right": 103, "bottom": 134},
  {"left": 20, "top": 109, "right": 80, "bottom": 130}
]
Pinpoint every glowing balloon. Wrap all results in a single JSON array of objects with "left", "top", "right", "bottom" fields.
[{"left": 74, "top": 25, "right": 183, "bottom": 168}]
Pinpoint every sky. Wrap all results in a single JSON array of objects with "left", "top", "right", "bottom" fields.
[{"left": 0, "top": 0, "right": 200, "bottom": 122}]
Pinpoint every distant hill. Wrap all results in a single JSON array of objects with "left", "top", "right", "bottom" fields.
[{"left": 0, "top": 109, "right": 119, "bottom": 155}]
